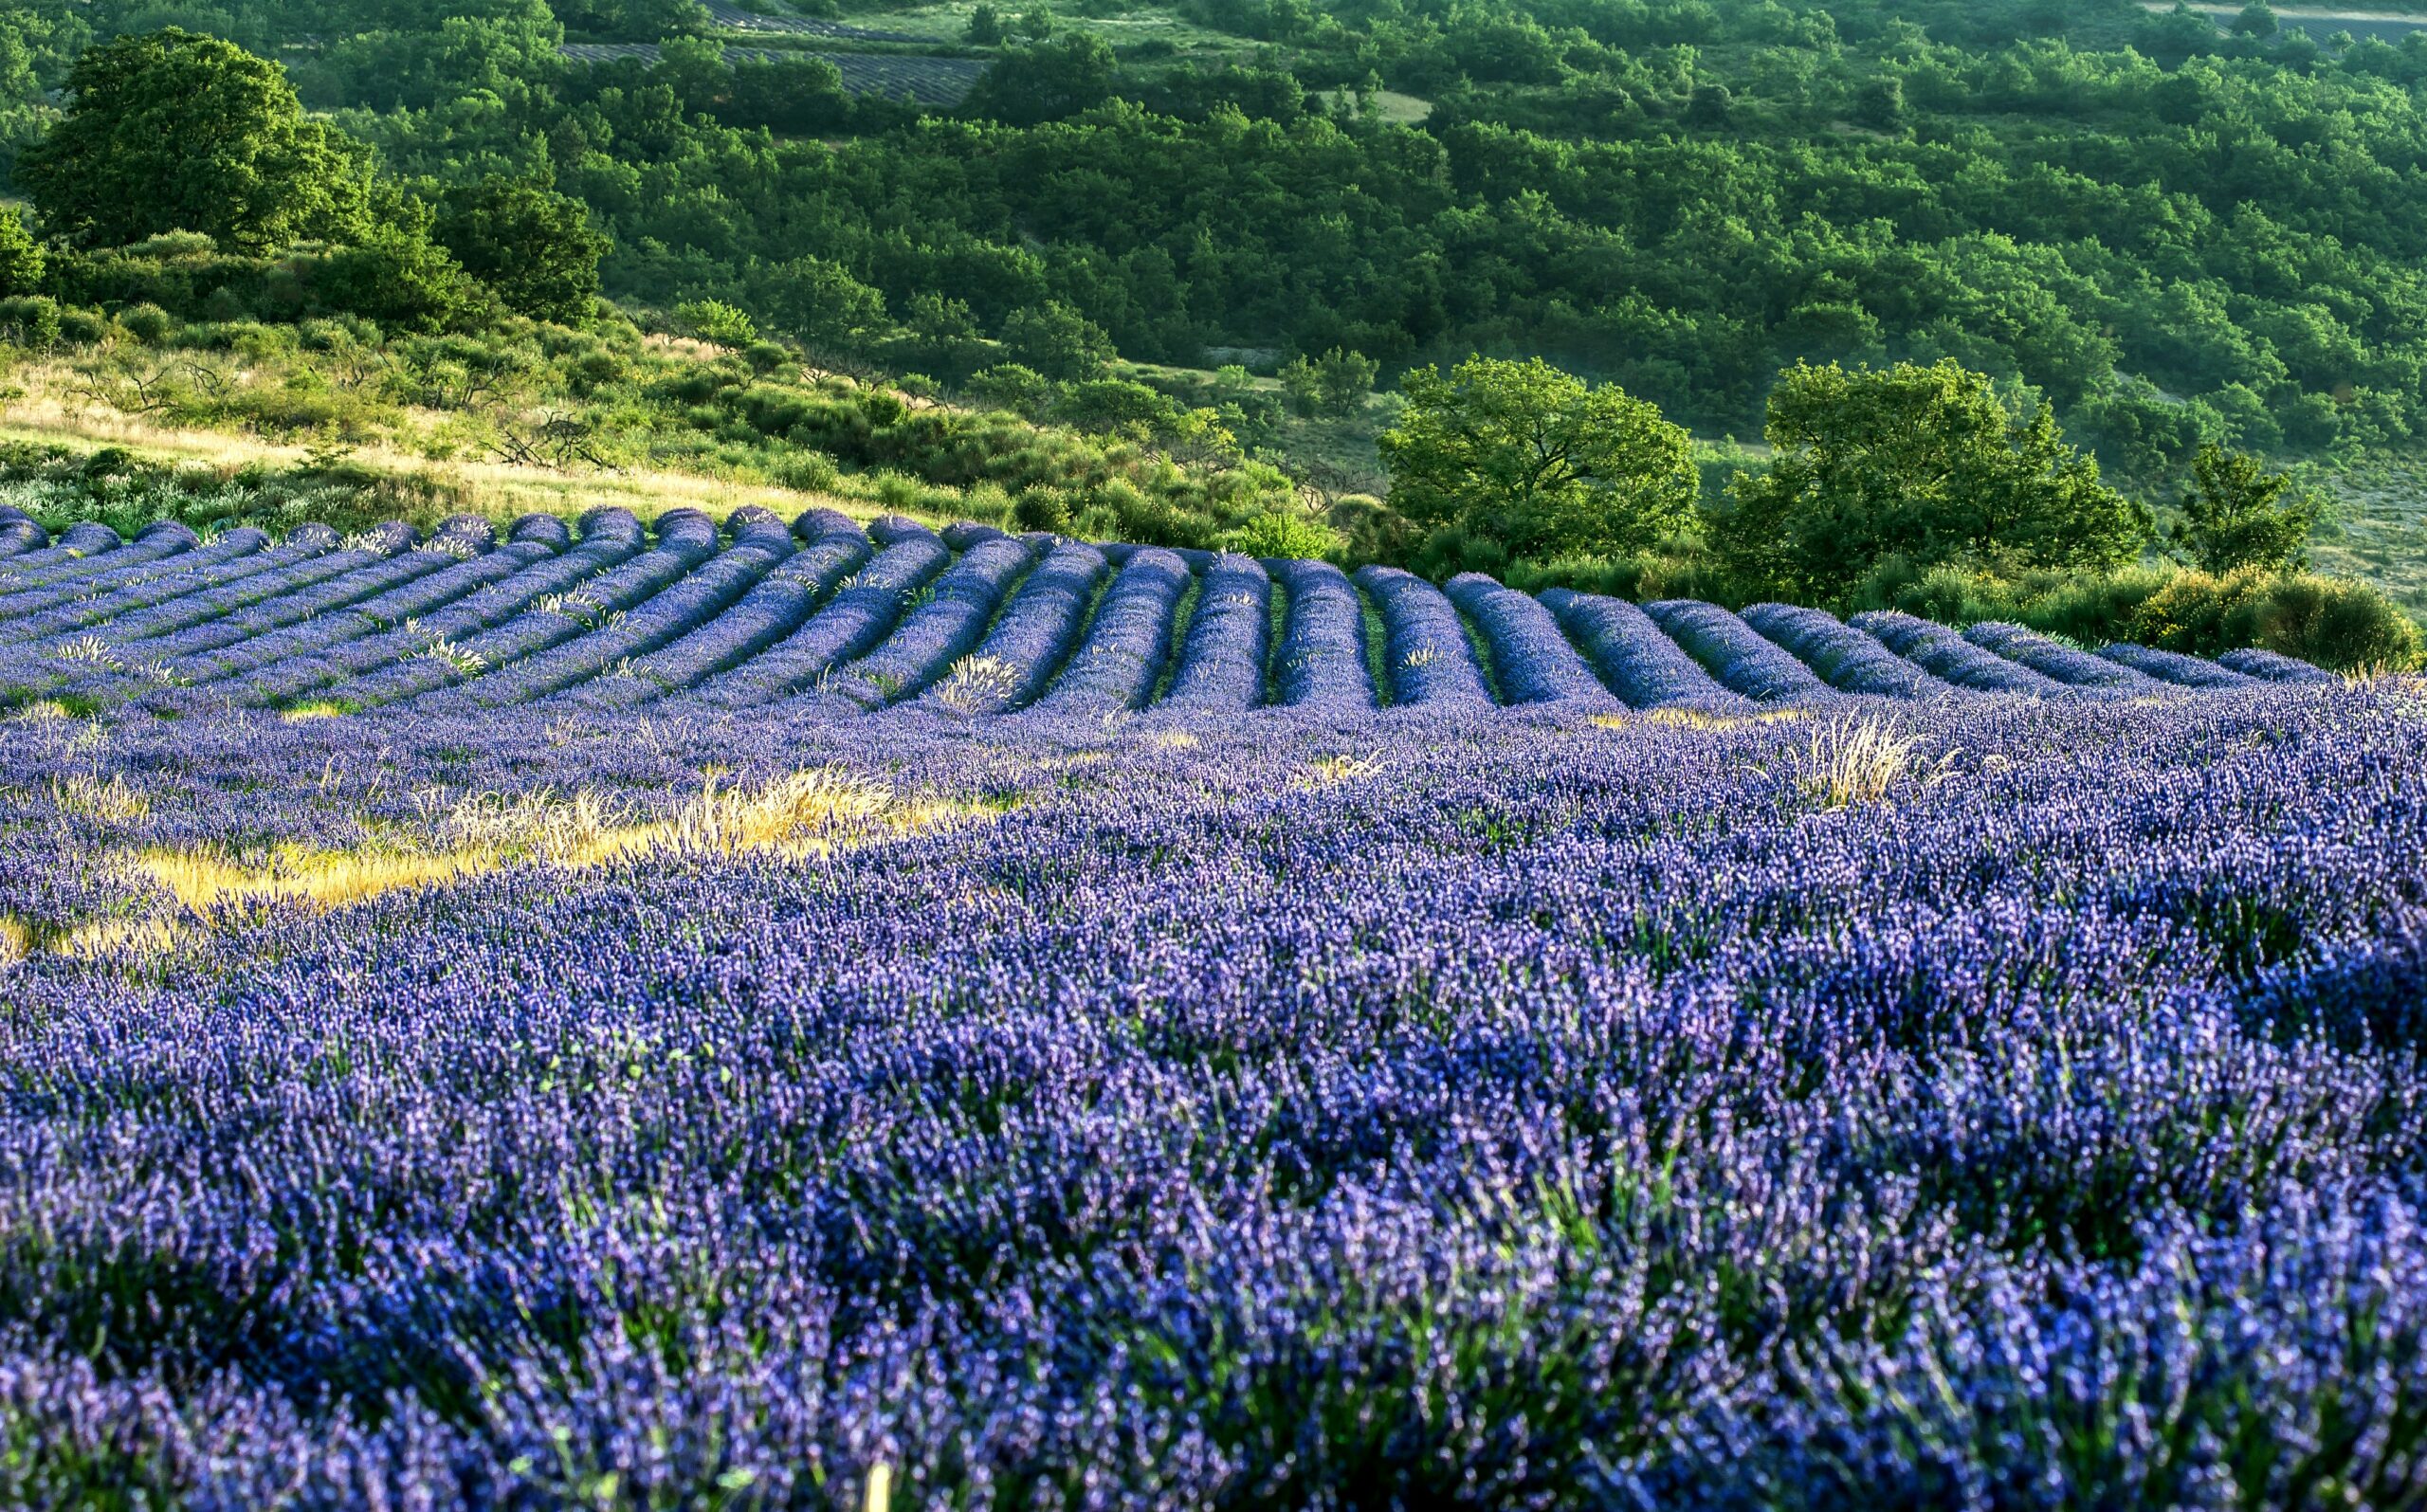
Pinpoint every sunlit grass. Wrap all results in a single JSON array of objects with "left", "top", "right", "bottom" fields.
[
  {"left": 131, "top": 769, "right": 988, "bottom": 919},
  {"left": 1780, "top": 715, "right": 1958, "bottom": 811},
  {"left": 1593, "top": 707, "right": 1809, "bottom": 732}
]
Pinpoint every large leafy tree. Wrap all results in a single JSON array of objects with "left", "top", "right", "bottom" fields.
[
  {"left": 435, "top": 177, "right": 608, "bottom": 325},
  {"left": 2170, "top": 441, "right": 2321, "bottom": 574},
  {"left": 17, "top": 29, "right": 369, "bottom": 253},
  {"left": 1378, "top": 356, "right": 1698, "bottom": 560},
  {"left": 1714, "top": 359, "right": 2150, "bottom": 601}
]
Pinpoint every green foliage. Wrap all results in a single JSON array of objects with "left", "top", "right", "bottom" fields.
[
  {"left": 961, "top": 35, "right": 1117, "bottom": 125},
  {"left": 1380, "top": 356, "right": 1697, "bottom": 562},
  {"left": 966, "top": 3, "right": 1006, "bottom": 44},
  {"left": 0, "top": 294, "right": 60, "bottom": 349},
  {"left": 1222, "top": 506, "right": 1343, "bottom": 560},
  {"left": 751, "top": 256, "right": 886, "bottom": 353},
  {"left": 2170, "top": 442, "right": 2321, "bottom": 575},
  {"left": 675, "top": 300, "right": 758, "bottom": 348},
  {"left": 1715, "top": 360, "right": 2151, "bottom": 604},
  {"left": 1001, "top": 301, "right": 1113, "bottom": 381},
  {"left": 17, "top": 29, "right": 369, "bottom": 253},
  {"left": 0, "top": 205, "right": 43, "bottom": 297},
  {"left": 1278, "top": 348, "right": 1376, "bottom": 419},
  {"left": 434, "top": 178, "right": 608, "bottom": 326}
]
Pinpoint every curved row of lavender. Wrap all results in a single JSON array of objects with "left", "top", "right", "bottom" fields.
[
  {"left": 0, "top": 674, "right": 2417, "bottom": 1503},
  {"left": 0, "top": 505, "right": 2320, "bottom": 719}
]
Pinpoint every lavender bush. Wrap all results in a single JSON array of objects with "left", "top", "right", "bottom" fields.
[
  {"left": 1447, "top": 573, "right": 1617, "bottom": 708},
  {"left": 1645, "top": 599, "right": 1838, "bottom": 703},
  {"left": 1355, "top": 565, "right": 1494, "bottom": 708},
  {"left": 1542, "top": 588, "right": 1752, "bottom": 712},
  {"left": 1743, "top": 601, "right": 1962, "bottom": 700}
]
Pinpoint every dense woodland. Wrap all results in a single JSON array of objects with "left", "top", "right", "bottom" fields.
[{"left": 0, "top": 0, "right": 2422, "bottom": 665}]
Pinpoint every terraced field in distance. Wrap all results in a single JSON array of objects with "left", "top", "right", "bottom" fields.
[
  {"left": 557, "top": 45, "right": 989, "bottom": 103},
  {"left": 0, "top": 502, "right": 2329, "bottom": 723}
]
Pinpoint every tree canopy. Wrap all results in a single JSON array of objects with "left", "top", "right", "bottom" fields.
[
  {"left": 2171, "top": 442, "right": 2322, "bottom": 574},
  {"left": 16, "top": 28, "right": 368, "bottom": 252},
  {"left": 1380, "top": 357, "right": 1698, "bottom": 562},
  {"left": 1714, "top": 359, "right": 2151, "bottom": 601},
  {"left": 434, "top": 177, "right": 608, "bottom": 326}
]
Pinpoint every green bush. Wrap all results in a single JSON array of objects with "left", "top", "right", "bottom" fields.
[
  {"left": 119, "top": 303, "right": 177, "bottom": 345},
  {"left": 1222, "top": 506, "right": 1344, "bottom": 560},
  {"left": 2242, "top": 575, "right": 2420, "bottom": 670},
  {"left": 0, "top": 296, "right": 63, "bottom": 349}
]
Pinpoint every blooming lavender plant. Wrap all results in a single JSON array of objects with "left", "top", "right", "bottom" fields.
[
  {"left": 1445, "top": 573, "right": 1616, "bottom": 707},
  {"left": 1852, "top": 609, "right": 2073, "bottom": 694},
  {"left": 919, "top": 541, "right": 1106, "bottom": 717},
  {"left": 1269, "top": 556, "right": 1377, "bottom": 711},
  {"left": 1645, "top": 598, "right": 1838, "bottom": 703},
  {"left": 1030, "top": 547, "right": 1193, "bottom": 716},
  {"left": 812, "top": 536, "right": 1039, "bottom": 711},
  {"left": 2218, "top": 645, "right": 2340, "bottom": 683},
  {"left": 1541, "top": 588, "right": 1753, "bottom": 712},
  {"left": 2098, "top": 640, "right": 2265, "bottom": 689},
  {"left": 1160, "top": 552, "right": 1268, "bottom": 713},
  {"left": 1354, "top": 565, "right": 1494, "bottom": 708},
  {"left": 1965, "top": 620, "right": 2166, "bottom": 691},
  {"left": 1742, "top": 601, "right": 1963, "bottom": 700}
]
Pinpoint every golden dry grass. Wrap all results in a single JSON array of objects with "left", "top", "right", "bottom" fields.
[
  {"left": 132, "top": 769, "right": 985, "bottom": 919},
  {"left": 1782, "top": 715, "right": 1958, "bottom": 810},
  {"left": 1, "top": 362, "right": 886, "bottom": 531}
]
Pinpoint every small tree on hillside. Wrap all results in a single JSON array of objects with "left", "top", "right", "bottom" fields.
[
  {"left": 0, "top": 207, "right": 44, "bottom": 297},
  {"left": 1378, "top": 356, "right": 1698, "bottom": 561},
  {"left": 1713, "top": 358, "right": 2149, "bottom": 602},
  {"left": 18, "top": 29, "right": 370, "bottom": 252},
  {"left": 435, "top": 178, "right": 609, "bottom": 326},
  {"left": 2170, "top": 441, "right": 2321, "bottom": 574}
]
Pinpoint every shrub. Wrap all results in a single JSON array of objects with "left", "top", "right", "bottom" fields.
[
  {"left": 2244, "top": 575, "right": 2420, "bottom": 671},
  {"left": 1222, "top": 507, "right": 1344, "bottom": 561},
  {"left": 0, "top": 296, "right": 63, "bottom": 349}
]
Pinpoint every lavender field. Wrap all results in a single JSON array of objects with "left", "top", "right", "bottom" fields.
[{"left": 0, "top": 504, "right": 2422, "bottom": 1507}]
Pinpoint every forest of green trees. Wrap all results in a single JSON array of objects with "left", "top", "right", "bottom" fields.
[{"left": 0, "top": 0, "right": 2421, "bottom": 665}]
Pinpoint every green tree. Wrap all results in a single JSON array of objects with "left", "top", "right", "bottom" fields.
[
  {"left": 0, "top": 205, "right": 43, "bottom": 297},
  {"left": 1378, "top": 356, "right": 1698, "bottom": 561},
  {"left": 2170, "top": 441, "right": 2321, "bottom": 574},
  {"left": 16, "top": 29, "right": 369, "bottom": 253},
  {"left": 1714, "top": 359, "right": 2151, "bottom": 601},
  {"left": 753, "top": 255, "right": 886, "bottom": 351},
  {"left": 677, "top": 299, "right": 758, "bottom": 346},
  {"left": 962, "top": 35, "right": 1116, "bottom": 124},
  {"left": 2233, "top": 1, "right": 2277, "bottom": 37},
  {"left": 965, "top": 3, "right": 1006, "bottom": 44},
  {"left": 1280, "top": 347, "right": 1378, "bottom": 418},
  {"left": 434, "top": 178, "right": 608, "bottom": 325},
  {"left": 1001, "top": 300, "right": 1113, "bottom": 380}
]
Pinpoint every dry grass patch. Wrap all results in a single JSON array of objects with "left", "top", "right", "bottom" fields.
[
  {"left": 1780, "top": 715, "right": 1958, "bottom": 811},
  {"left": 1597, "top": 707, "right": 1811, "bottom": 733},
  {"left": 133, "top": 769, "right": 986, "bottom": 918}
]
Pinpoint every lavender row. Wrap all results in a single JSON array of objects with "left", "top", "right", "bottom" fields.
[
  {"left": 2098, "top": 640, "right": 2264, "bottom": 689},
  {"left": 1268, "top": 557, "right": 1376, "bottom": 712},
  {"left": 1447, "top": 572, "right": 1617, "bottom": 708},
  {"left": 0, "top": 519, "right": 126, "bottom": 577},
  {"left": 1355, "top": 565, "right": 1494, "bottom": 709},
  {"left": 421, "top": 519, "right": 787, "bottom": 713},
  {"left": 809, "top": 536, "right": 1039, "bottom": 711},
  {"left": 1743, "top": 601, "right": 1961, "bottom": 700},
  {"left": 1965, "top": 620, "right": 2164, "bottom": 692},
  {"left": 220, "top": 510, "right": 651, "bottom": 708},
  {"left": 2220, "top": 645, "right": 2341, "bottom": 683},
  {"left": 920, "top": 541, "right": 1106, "bottom": 717},
  {"left": 1852, "top": 609, "right": 2073, "bottom": 694},
  {"left": 1161, "top": 552, "right": 1269, "bottom": 712},
  {"left": 336, "top": 513, "right": 720, "bottom": 708},
  {"left": 0, "top": 527, "right": 276, "bottom": 646},
  {"left": 553, "top": 513, "right": 873, "bottom": 714},
  {"left": 158, "top": 519, "right": 564, "bottom": 692},
  {"left": 0, "top": 520, "right": 203, "bottom": 620},
  {"left": 1031, "top": 547, "right": 1193, "bottom": 716},
  {"left": 684, "top": 532, "right": 953, "bottom": 709},
  {"left": 1541, "top": 587, "right": 1752, "bottom": 711},
  {"left": 1645, "top": 598, "right": 1837, "bottom": 703}
]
